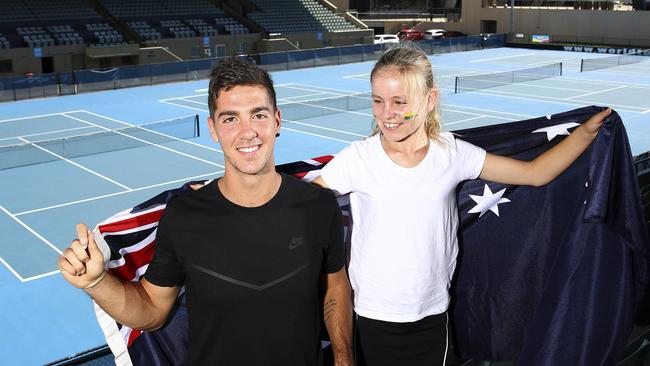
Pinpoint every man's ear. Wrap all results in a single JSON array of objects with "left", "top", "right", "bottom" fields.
[
  {"left": 207, "top": 116, "right": 219, "bottom": 143},
  {"left": 275, "top": 108, "right": 282, "bottom": 137}
]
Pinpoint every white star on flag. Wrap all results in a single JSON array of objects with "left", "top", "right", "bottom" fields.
[
  {"left": 532, "top": 122, "right": 579, "bottom": 141},
  {"left": 468, "top": 184, "right": 511, "bottom": 218}
]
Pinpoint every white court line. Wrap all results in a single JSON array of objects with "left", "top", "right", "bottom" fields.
[
  {"left": 65, "top": 112, "right": 224, "bottom": 167},
  {"left": 17, "top": 136, "right": 132, "bottom": 190},
  {"left": 283, "top": 119, "right": 366, "bottom": 137},
  {"left": 566, "top": 85, "right": 627, "bottom": 100},
  {"left": 282, "top": 126, "right": 353, "bottom": 143},
  {"left": 0, "top": 125, "right": 98, "bottom": 142},
  {"left": 0, "top": 110, "right": 84, "bottom": 123},
  {"left": 445, "top": 115, "right": 488, "bottom": 126},
  {"left": 283, "top": 83, "right": 367, "bottom": 94},
  {"left": 160, "top": 99, "right": 208, "bottom": 112},
  {"left": 343, "top": 73, "right": 370, "bottom": 79},
  {"left": 159, "top": 93, "right": 207, "bottom": 102},
  {"left": 0, "top": 203, "right": 62, "bottom": 255},
  {"left": 443, "top": 103, "right": 535, "bottom": 119},
  {"left": 15, "top": 171, "right": 223, "bottom": 216},
  {"left": 179, "top": 98, "right": 207, "bottom": 106},
  {"left": 22, "top": 269, "right": 60, "bottom": 282},
  {"left": 470, "top": 53, "right": 537, "bottom": 63},
  {"left": 0, "top": 256, "right": 26, "bottom": 282},
  {"left": 465, "top": 88, "right": 646, "bottom": 113},
  {"left": 561, "top": 75, "right": 650, "bottom": 89},
  {"left": 278, "top": 92, "right": 331, "bottom": 101}
]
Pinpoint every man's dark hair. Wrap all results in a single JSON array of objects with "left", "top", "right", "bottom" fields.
[{"left": 207, "top": 57, "right": 277, "bottom": 118}]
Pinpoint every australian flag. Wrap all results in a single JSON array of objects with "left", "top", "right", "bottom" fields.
[{"left": 92, "top": 106, "right": 648, "bottom": 365}]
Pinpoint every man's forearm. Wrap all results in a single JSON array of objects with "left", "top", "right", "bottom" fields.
[
  {"left": 85, "top": 273, "right": 177, "bottom": 331},
  {"left": 323, "top": 269, "right": 354, "bottom": 366}
]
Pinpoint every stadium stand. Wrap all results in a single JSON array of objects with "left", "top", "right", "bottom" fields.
[
  {"left": 85, "top": 22, "right": 125, "bottom": 47},
  {"left": 248, "top": 0, "right": 360, "bottom": 33}
]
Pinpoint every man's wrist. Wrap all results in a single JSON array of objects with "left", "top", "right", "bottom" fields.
[{"left": 83, "top": 272, "right": 106, "bottom": 289}]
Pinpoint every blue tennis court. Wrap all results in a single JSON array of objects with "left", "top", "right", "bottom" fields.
[{"left": 2, "top": 46, "right": 649, "bottom": 365}]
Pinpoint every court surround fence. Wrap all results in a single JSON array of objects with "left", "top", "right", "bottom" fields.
[{"left": 0, "top": 34, "right": 505, "bottom": 103}]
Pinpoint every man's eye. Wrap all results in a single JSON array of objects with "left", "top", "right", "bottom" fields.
[
  {"left": 252, "top": 113, "right": 268, "bottom": 120},
  {"left": 222, "top": 117, "right": 236, "bottom": 124},
  {"left": 372, "top": 99, "right": 382, "bottom": 104}
]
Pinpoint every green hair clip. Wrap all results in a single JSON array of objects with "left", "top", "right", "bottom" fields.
[{"left": 404, "top": 112, "right": 415, "bottom": 120}]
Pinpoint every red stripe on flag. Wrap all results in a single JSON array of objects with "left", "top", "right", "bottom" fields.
[
  {"left": 312, "top": 155, "right": 334, "bottom": 164},
  {"left": 109, "top": 241, "right": 156, "bottom": 281},
  {"left": 294, "top": 172, "right": 308, "bottom": 179},
  {"left": 126, "top": 328, "right": 143, "bottom": 347},
  {"left": 98, "top": 209, "right": 164, "bottom": 234}
]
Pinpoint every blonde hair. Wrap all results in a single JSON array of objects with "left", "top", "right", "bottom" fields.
[{"left": 369, "top": 45, "right": 442, "bottom": 141}]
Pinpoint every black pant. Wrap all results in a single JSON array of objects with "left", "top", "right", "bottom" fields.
[{"left": 356, "top": 313, "right": 450, "bottom": 366}]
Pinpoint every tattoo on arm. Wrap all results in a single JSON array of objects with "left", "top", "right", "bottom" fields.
[{"left": 324, "top": 298, "right": 337, "bottom": 321}]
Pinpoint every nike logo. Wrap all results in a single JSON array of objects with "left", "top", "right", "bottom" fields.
[{"left": 289, "top": 237, "right": 305, "bottom": 249}]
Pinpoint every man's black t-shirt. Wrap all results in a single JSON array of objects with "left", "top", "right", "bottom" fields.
[{"left": 144, "top": 173, "right": 345, "bottom": 365}]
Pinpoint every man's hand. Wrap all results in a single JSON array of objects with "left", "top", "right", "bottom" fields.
[{"left": 58, "top": 223, "right": 106, "bottom": 289}]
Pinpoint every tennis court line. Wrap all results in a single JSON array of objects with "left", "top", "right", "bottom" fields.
[
  {"left": 560, "top": 75, "right": 650, "bottom": 89},
  {"left": 470, "top": 53, "right": 536, "bottom": 63},
  {"left": 445, "top": 115, "right": 489, "bottom": 126},
  {"left": 282, "top": 126, "right": 353, "bottom": 144},
  {"left": 160, "top": 99, "right": 207, "bottom": 112},
  {"left": 283, "top": 83, "right": 367, "bottom": 94},
  {"left": 159, "top": 93, "right": 207, "bottom": 102},
  {"left": 466, "top": 88, "right": 646, "bottom": 113},
  {"left": 0, "top": 256, "right": 25, "bottom": 282},
  {"left": 283, "top": 119, "right": 366, "bottom": 137},
  {"left": 14, "top": 171, "right": 223, "bottom": 216},
  {"left": 22, "top": 269, "right": 60, "bottom": 282},
  {"left": 0, "top": 202, "right": 62, "bottom": 262},
  {"left": 442, "top": 104, "right": 535, "bottom": 119},
  {"left": 565, "top": 85, "right": 627, "bottom": 100},
  {"left": 278, "top": 92, "right": 332, "bottom": 101},
  {"left": 66, "top": 112, "right": 224, "bottom": 167},
  {"left": 17, "top": 136, "right": 133, "bottom": 190},
  {"left": 343, "top": 73, "right": 369, "bottom": 80},
  {"left": 0, "top": 110, "right": 84, "bottom": 124},
  {"left": 179, "top": 98, "right": 207, "bottom": 106},
  {"left": 194, "top": 83, "right": 291, "bottom": 94},
  {"left": 0, "top": 125, "right": 99, "bottom": 143}
]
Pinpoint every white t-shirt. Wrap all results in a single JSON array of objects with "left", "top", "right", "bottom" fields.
[{"left": 320, "top": 133, "right": 486, "bottom": 322}]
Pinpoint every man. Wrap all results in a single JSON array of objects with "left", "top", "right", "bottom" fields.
[{"left": 58, "top": 57, "right": 354, "bottom": 366}]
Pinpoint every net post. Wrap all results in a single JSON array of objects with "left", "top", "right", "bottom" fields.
[
  {"left": 454, "top": 76, "right": 459, "bottom": 94},
  {"left": 195, "top": 114, "right": 200, "bottom": 137},
  {"left": 559, "top": 62, "right": 563, "bottom": 76},
  {"left": 580, "top": 59, "right": 584, "bottom": 73}
]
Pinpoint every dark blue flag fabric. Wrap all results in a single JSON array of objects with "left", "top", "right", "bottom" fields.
[
  {"left": 93, "top": 106, "right": 648, "bottom": 366},
  {"left": 451, "top": 106, "right": 649, "bottom": 365}
]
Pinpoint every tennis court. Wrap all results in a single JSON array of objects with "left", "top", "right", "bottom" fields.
[{"left": 1, "top": 46, "right": 649, "bottom": 365}]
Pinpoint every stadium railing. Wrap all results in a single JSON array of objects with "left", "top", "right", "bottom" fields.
[{"left": 0, "top": 34, "right": 506, "bottom": 103}]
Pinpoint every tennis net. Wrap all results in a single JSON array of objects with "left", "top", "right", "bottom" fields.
[
  {"left": 278, "top": 92, "right": 372, "bottom": 120},
  {"left": 454, "top": 63, "right": 563, "bottom": 93},
  {"left": 580, "top": 50, "right": 650, "bottom": 72},
  {"left": 1, "top": 114, "right": 199, "bottom": 170}
]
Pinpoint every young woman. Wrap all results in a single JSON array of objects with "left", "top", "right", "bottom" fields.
[{"left": 313, "top": 45, "right": 611, "bottom": 366}]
